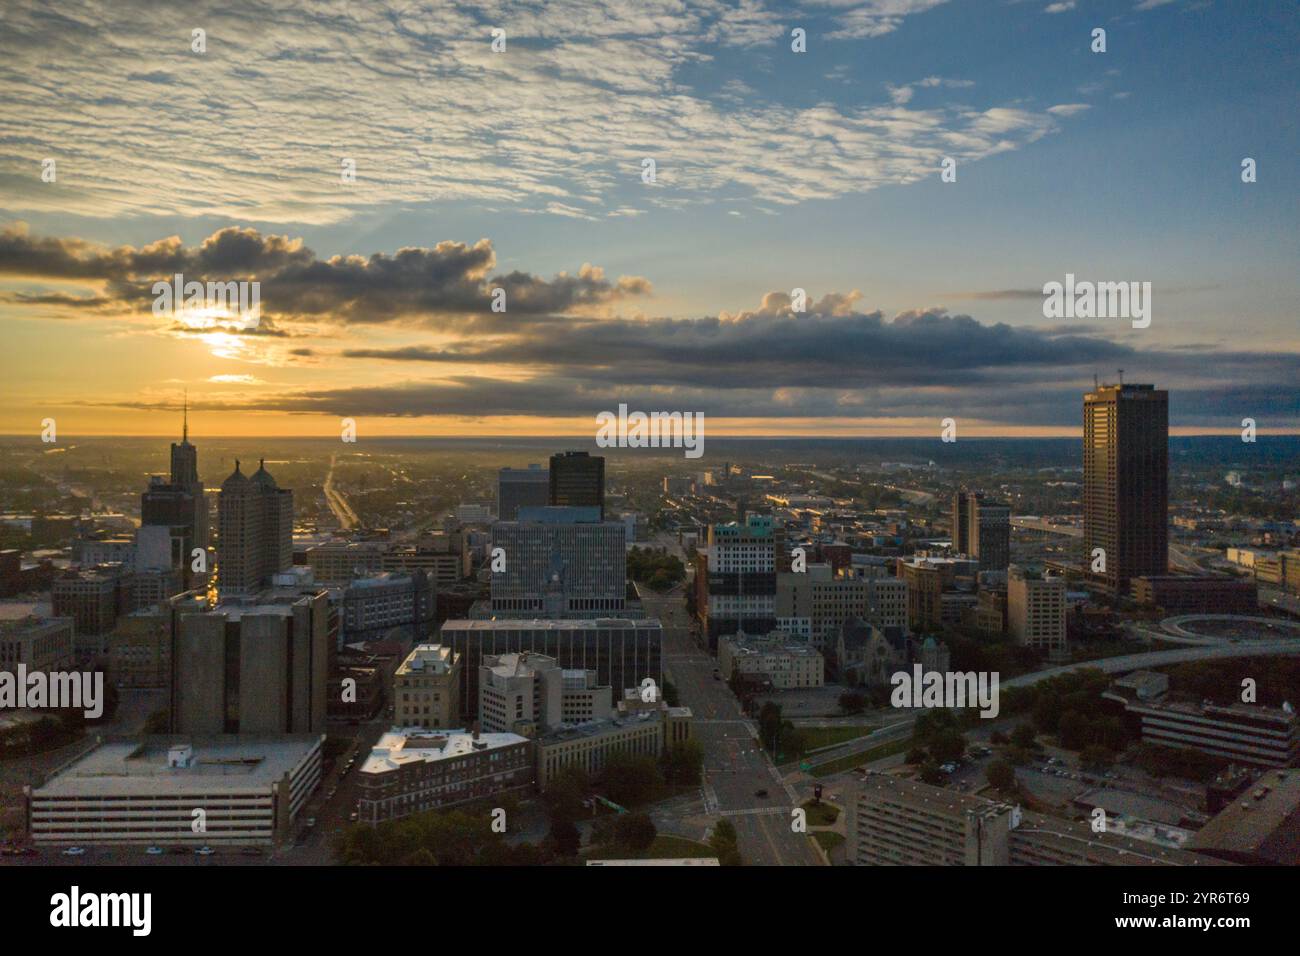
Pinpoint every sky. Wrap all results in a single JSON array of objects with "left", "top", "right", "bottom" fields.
[{"left": 0, "top": 0, "right": 1296, "bottom": 439}]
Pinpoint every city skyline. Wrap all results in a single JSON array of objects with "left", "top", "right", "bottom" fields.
[{"left": 1, "top": 1, "right": 1297, "bottom": 438}]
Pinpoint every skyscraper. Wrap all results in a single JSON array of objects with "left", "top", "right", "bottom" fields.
[
  {"left": 141, "top": 397, "right": 208, "bottom": 574},
  {"left": 953, "top": 491, "right": 1010, "bottom": 572},
  {"left": 1083, "top": 382, "right": 1169, "bottom": 594},
  {"left": 217, "top": 459, "right": 293, "bottom": 596},
  {"left": 498, "top": 464, "right": 549, "bottom": 520},
  {"left": 549, "top": 451, "right": 605, "bottom": 518}
]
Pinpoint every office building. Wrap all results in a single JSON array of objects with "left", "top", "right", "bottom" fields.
[
  {"left": 1130, "top": 574, "right": 1258, "bottom": 613},
  {"left": 216, "top": 459, "right": 293, "bottom": 596},
  {"left": 700, "top": 514, "right": 779, "bottom": 648},
  {"left": 1122, "top": 697, "right": 1299, "bottom": 768},
  {"left": 342, "top": 570, "right": 434, "bottom": 644},
  {"left": 381, "top": 541, "right": 470, "bottom": 588},
  {"left": 52, "top": 565, "right": 133, "bottom": 656},
  {"left": 549, "top": 451, "right": 605, "bottom": 518},
  {"left": 1188, "top": 769, "right": 1300, "bottom": 865},
  {"left": 140, "top": 403, "right": 209, "bottom": 581},
  {"left": 357, "top": 727, "right": 533, "bottom": 823},
  {"left": 394, "top": 643, "right": 461, "bottom": 729},
  {"left": 1007, "top": 565, "right": 1068, "bottom": 660},
  {"left": 439, "top": 618, "right": 662, "bottom": 722},
  {"left": 900, "top": 556, "right": 977, "bottom": 632},
  {"left": 848, "top": 770, "right": 1214, "bottom": 866},
  {"left": 535, "top": 693, "right": 693, "bottom": 788},
  {"left": 478, "top": 651, "right": 612, "bottom": 735},
  {"left": 304, "top": 540, "right": 386, "bottom": 585},
  {"left": 170, "top": 586, "right": 330, "bottom": 735},
  {"left": 26, "top": 735, "right": 322, "bottom": 846},
  {"left": 489, "top": 506, "right": 626, "bottom": 618},
  {"left": 498, "top": 464, "right": 550, "bottom": 521},
  {"left": 1083, "top": 383, "right": 1169, "bottom": 593},
  {"left": 717, "top": 633, "right": 824, "bottom": 689},
  {"left": 0, "top": 617, "right": 75, "bottom": 675},
  {"left": 107, "top": 608, "right": 170, "bottom": 688},
  {"left": 953, "top": 491, "right": 1011, "bottom": 572}
]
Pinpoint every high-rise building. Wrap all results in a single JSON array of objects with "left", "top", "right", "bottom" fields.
[
  {"left": 141, "top": 399, "right": 209, "bottom": 577},
  {"left": 477, "top": 650, "right": 612, "bottom": 735},
  {"left": 1007, "top": 564, "right": 1068, "bottom": 661},
  {"left": 342, "top": 570, "right": 435, "bottom": 644},
  {"left": 217, "top": 458, "right": 293, "bottom": 596},
  {"left": 953, "top": 491, "right": 1011, "bottom": 572},
  {"left": 549, "top": 451, "right": 605, "bottom": 518},
  {"left": 700, "top": 514, "right": 779, "bottom": 648},
  {"left": 1083, "top": 382, "right": 1169, "bottom": 593},
  {"left": 169, "top": 585, "right": 330, "bottom": 735},
  {"left": 489, "top": 506, "right": 626, "bottom": 618},
  {"left": 498, "top": 464, "right": 550, "bottom": 520},
  {"left": 393, "top": 643, "right": 461, "bottom": 729}
]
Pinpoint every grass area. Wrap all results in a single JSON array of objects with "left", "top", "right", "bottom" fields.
[
  {"left": 810, "top": 737, "right": 912, "bottom": 777},
  {"left": 800, "top": 799, "right": 840, "bottom": 826},
  {"left": 586, "top": 834, "right": 717, "bottom": 861},
  {"left": 813, "top": 831, "right": 846, "bottom": 853}
]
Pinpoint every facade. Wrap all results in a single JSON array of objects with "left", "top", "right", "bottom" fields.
[
  {"left": 535, "top": 695, "right": 693, "bottom": 788},
  {"left": 0, "top": 617, "right": 75, "bottom": 675},
  {"left": 140, "top": 407, "right": 209, "bottom": 585},
  {"left": 702, "top": 514, "right": 779, "bottom": 647},
  {"left": 900, "top": 557, "right": 975, "bottom": 632},
  {"left": 1254, "top": 551, "right": 1300, "bottom": 594},
  {"left": 549, "top": 451, "right": 605, "bottom": 518},
  {"left": 304, "top": 541, "right": 386, "bottom": 585},
  {"left": 1007, "top": 565, "right": 1068, "bottom": 660},
  {"left": 489, "top": 507, "right": 626, "bottom": 618},
  {"left": 1083, "top": 383, "right": 1169, "bottom": 593},
  {"left": 107, "top": 608, "right": 170, "bottom": 688},
  {"left": 342, "top": 570, "right": 435, "bottom": 643},
  {"left": 439, "top": 618, "right": 662, "bottom": 722},
  {"left": 953, "top": 492, "right": 1011, "bottom": 572},
  {"left": 170, "top": 587, "right": 331, "bottom": 735},
  {"left": 776, "top": 564, "right": 908, "bottom": 650},
  {"left": 848, "top": 770, "right": 1214, "bottom": 866},
  {"left": 1123, "top": 697, "right": 1299, "bottom": 768},
  {"left": 1130, "top": 574, "right": 1258, "bottom": 613},
  {"left": 717, "top": 633, "right": 824, "bottom": 688},
  {"left": 381, "top": 543, "right": 470, "bottom": 588},
  {"left": 217, "top": 459, "right": 293, "bottom": 596},
  {"left": 1188, "top": 769, "right": 1300, "bottom": 865},
  {"left": 52, "top": 565, "right": 132, "bottom": 655},
  {"left": 394, "top": 643, "right": 461, "bottom": 729},
  {"left": 357, "top": 727, "right": 533, "bottom": 823},
  {"left": 498, "top": 464, "right": 550, "bottom": 521},
  {"left": 26, "top": 735, "right": 322, "bottom": 846}
]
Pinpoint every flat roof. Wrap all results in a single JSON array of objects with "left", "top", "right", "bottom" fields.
[
  {"left": 34, "top": 735, "right": 323, "bottom": 796},
  {"left": 441, "top": 618, "right": 661, "bottom": 631},
  {"left": 1189, "top": 769, "right": 1300, "bottom": 858},
  {"left": 361, "top": 728, "right": 528, "bottom": 773}
]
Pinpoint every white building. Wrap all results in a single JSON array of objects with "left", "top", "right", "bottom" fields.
[
  {"left": 1008, "top": 564, "right": 1068, "bottom": 661},
  {"left": 717, "top": 633, "right": 824, "bottom": 689}
]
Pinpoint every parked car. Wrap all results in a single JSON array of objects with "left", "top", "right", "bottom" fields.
[
  {"left": 754, "top": 789, "right": 769, "bottom": 798},
  {"left": 194, "top": 846, "right": 215, "bottom": 856},
  {"left": 62, "top": 846, "right": 86, "bottom": 856},
  {"left": 145, "top": 846, "right": 164, "bottom": 856},
  {"left": 240, "top": 847, "right": 263, "bottom": 857}
]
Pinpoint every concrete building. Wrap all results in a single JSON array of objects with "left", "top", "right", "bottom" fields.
[
  {"left": 776, "top": 564, "right": 908, "bottom": 650},
  {"left": 1083, "top": 383, "right": 1169, "bottom": 594},
  {"left": 139, "top": 406, "right": 209, "bottom": 586},
  {"left": 52, "top": 564, "right": 133, "bottom": 657},
  {"left": 304, "top": 540, "right": 386, "bottom": 585},
  {"left": 848, "top": 770, "right": 1215, "bottom": 866},
  {"left": 700, "top": 514, "right": 779, "bottom": 648},
  {"left": 357, "top": 727, "right": 533, "bottom": 823},
  {"left": 107, "top": 608, "right": 170, "bottom": 688},
  {"left": 489, "top": 507, "right": 627, "bottom": 618},
  {"left": 1188, "top": 768, "right": 1300, "bottom": 865},
  {"left": 0, "top": 617, "right": 75, "bottom": 675},
  {"left": 1131, "top": 574, "right": 1258, "bottom": 613},
  {"left": 1122, "top": 697, "right": 1299, "bottom": 768},
  {"left": 477, "top": 651, "right": 612, "bottom": 736},
  {"left": 381, "top": 541, "right": 470, "bottom": 588},
  {"left": 342, "top": 570, "right": 434, "bottom": 644},
  {"left": 535, "top": 694, "right": 693, "bottom": 788},
  {"left": 170, "top": 586, "right": 331, "bottom": 735},
  {"left": 1008, "top": 565, "right": 1068, "bottom": 661},
  {"left": 439, "top": 618, "right": 661, "bottom": 723},
  {"left": 717, "top": 633, "right": 824, "bottom": 689},
  {"left": 498, "top": 464, "right": 550, "bottom": 521},
  {"left": 394, "top": 644, "right": 461, "bottom": 729},
  {"left": 217, "top": 459, "right": 293, "bottom": 596},
  {"left": 900, "top": 556, "right": 976, "bottom": 632},
  {"left": 26, "top": 735, "right": 322, "bottom": 846}
]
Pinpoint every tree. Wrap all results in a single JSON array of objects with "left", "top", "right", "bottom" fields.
[
  {"left": 597, "top": 752, "right": 664, "bottom": 807},
  {"left": 613, "top": 812, "right": 657, "bottom": 853},
  {"left": 1079, "top": 744, "right": 1114, "bottom": 773},
  {"left": 919, "top": 760, "right": 945, "bottom": 785},
  {"left": 1057, "top": 710, "right": 1089, "bottom": 751},
  {"left": 986, "top": 759, "right": 1016, "bottom": 792},
  {"left": 905, "top": 747, "right": 928, "bottom": 765},
  {"left": 709, "top": 819, "right": 742, "bottom": 866},
  {"left": 1010, "top": 723, "right": 1037, "bottom": 749},
  {"left": 662, "top": 739, "right": 703, "bottom": 785},
  {"left": 547, "top": 817, "right": 581, "bottom": 857}
]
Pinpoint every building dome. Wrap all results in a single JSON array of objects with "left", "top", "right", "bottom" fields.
[
  {"left": 250, "top": 458, "right": 278, "bottom": 490},
  {"left": 221, "top": 459, "right": 250, "bottom": 491}
]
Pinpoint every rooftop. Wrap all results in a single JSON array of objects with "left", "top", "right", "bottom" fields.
[{"left": 361, "top": 728, "right": 528, "bottom": 773}]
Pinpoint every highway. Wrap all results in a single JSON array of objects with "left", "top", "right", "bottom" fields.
[
  {"left": 639, "top": 586, "right": 823, "bottom": 866},
  {"left": 323, "top": 453, "right": 360, "bottom": 530}
]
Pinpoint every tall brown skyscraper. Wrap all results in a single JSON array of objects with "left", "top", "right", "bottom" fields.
[
  {"left": 1083, "top": 383, "right": 1169, "bottom": 594},
  {"left": 952, "top": 490, "right": 1010, "bottom": 572},
  {"left": 217, "top": 458, "right": 293, "bottom": 596},
  {"left": 549, "top": 451, "right": 605, "bottom": 519}
]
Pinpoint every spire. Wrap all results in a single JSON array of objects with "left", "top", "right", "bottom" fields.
[{"left": 183, "top": 389, "right": 188, "bottom": 443}]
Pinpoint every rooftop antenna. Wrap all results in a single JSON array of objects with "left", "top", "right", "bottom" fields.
[
  {"left": 182, "top": 389, "right": 189, "bottom": 442},
  {"left": 1117, "top": 368, "right": 1124, "bottom": 385},
  {"left": 1093, "top": 373, "right": 1099, "bottom": 390}
]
